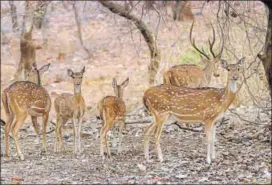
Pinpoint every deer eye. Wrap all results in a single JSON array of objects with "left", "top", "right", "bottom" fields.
[
  {"left": 227, "top": 68, "right": 230, "bottom": 71},
  {"left": 237, "top": 68, "right": 240, "bottom": 71}
]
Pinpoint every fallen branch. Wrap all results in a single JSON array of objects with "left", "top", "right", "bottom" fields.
[
  {"left": 228, "top": 109, "right": 260, "bottom": 124},
  {"left": 172, "top": 122, "right": 201, "bottom": 132}
]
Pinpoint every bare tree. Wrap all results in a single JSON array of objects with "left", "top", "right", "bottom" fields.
[
  {"left": 258, "top": 1, "right": 272, "bottom": 97},
  {"left": 98, "top": 1, "right": 161, "bottom": 85},
  {"left": 33, "top": 1, "right": 50, "bottom": 29},
  {"left": 173, "top": 1, "right": 194, "bottom": 21},
  {"left": 8, "top": 1, "right": 19, "bottom": 32},
  {"left": 72, "top": 2, "right": 92, "bottom": 58},
  {"left": 14, "top": 2, "right": 38, "bottom": 82}
]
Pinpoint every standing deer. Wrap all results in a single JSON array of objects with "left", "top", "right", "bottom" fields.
[
  {"left": 163, "top": 21, "right": 224, "bottom": 88},
  {"left": 143, "top": 57, "right": 245, "bottom": 164},
  {"left": 2, "top": 63, "right": 51, "bottom": 160},
  {"left": 54, "top": 67, "right": 86, "bottom": 156},
  {"left": 98, "top": 77, "right": 129, "bottom": 159}
]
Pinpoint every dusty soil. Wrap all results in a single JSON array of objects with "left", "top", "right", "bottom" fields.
[
  {"left": 1, "top": 106, "right": 271, "bottom": 184},
  {"left": 1, "top": 1, "right": 271, "bottom": 184}
]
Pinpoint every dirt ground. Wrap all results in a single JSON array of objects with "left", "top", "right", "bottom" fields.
[
  {"left": 1, "top": 1, "right": 271, "bottom": 184},
  {"left": 1, "top": 106, "right": 271, "bottom": 184}
]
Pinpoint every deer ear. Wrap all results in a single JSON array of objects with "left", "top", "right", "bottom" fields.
[
  {"left": 220, "top": 59, "right": 228, "bottom": 69},
  {"left": 121, "top": 77, "right": 129, "bottom": 88},
  {"left": 67, "top": 69, "right": 73, "bottom": 77},
  {"left": 39, "top": 63, "right": 50, "bottom": 74},
  {"left": 81, "top": 66, "right": 85, "bottom": 73},
  {"left": 238, "top": 57, "right": 245, "bottom": 66},
  {"left": 112, "top": 78, "right": 117, "bottom": 88}
]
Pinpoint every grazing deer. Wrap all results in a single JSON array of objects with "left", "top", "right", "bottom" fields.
[
  {"left": 98, "top": 77, "right": 129, "bottom": 159},
  {"left": 54, "top": 67, "right": 86, "bottom": 156},
  {"left": 143, "top": 57, "right": 245, "bottom": 164},
  {"left": 2, "top": 63, "right": 51, "bottom": 160},
  {"left": 163, "top": 21, "right": 224, "bottom": 88}
]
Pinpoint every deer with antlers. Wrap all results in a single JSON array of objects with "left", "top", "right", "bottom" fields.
[
  {"left": 143, "top": 57, "right": 245, "bottom": 164},
  {"left": 163, "top": 21, "right": 224, "bottom": 88},
  {"left": 98, "top": 77, "right": 129, "bottom": 159},
  {"left": 54, "top": 67, "right": 86, "bottom": 156},
  {"left": 2, "top": 63, "right": 51, "bottom": 160}
]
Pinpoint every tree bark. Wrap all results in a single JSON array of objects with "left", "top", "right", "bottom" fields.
[
  {"left": 258, "top": 1, "right": 272, "bottom": 98},
  {"left": 98, "top": 0, "right": 161, "bottom": 85},
  {"left": 33, "top": 1, "right": 50, "bottom": 29},
  {"left": 14, "top": 2, "right": 37, "bottom": 82},
  {"left": 8, "top": 1, "right": 19, "bottom": 32},
  {"left": 173, "top": 1, "right": 194, "bottom": 21},
  {"left": 72, "top": 2, "right": 92, "bottom": 58}
]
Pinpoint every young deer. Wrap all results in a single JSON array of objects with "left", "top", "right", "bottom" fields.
[
  {"left": 143, "top": 57, "right": 245, "bottom": 164},
  {"left": 2, "top": 63, "right": 51, "bottom": 160},
  {"left": 54, "top": 67, "right": 86, "bottom": 156},
  {"left": 163, "top": 21, "right": 224, "bottom": 88},
  {"left": 98, "top": 77, "right": 129, "bottom": 159}
]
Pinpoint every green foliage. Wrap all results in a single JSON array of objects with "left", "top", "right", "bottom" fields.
[{"left": 170, "top": 46, "right": 210, "bottom": 67}]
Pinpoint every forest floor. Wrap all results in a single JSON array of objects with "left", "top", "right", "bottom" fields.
[
  {"left": 1, "top": 106, "right": 271, "bottom": 184},
  {"left": 1, "top": 1, "right": 271, "bottom": 184}
]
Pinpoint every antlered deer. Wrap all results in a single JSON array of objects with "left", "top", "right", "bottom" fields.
[
  {"left": 163, "top": 21, "right": 224, "bottom": 88},
  {"left": 2, "top": 63, "right": 51, "bottom": 160},
  {"left": 98, "top": 77, "right": 129, "bottom": 159},
  {"left": 143, "top": 57, "right": 245, "bottom": 164},
  {"left": 54, "top": 67, "right": 86, "bottom": 156}
]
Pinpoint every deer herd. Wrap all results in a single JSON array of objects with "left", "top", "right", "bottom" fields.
[{"left": 2, "top": 22, "right": 245, "bottom": 164}]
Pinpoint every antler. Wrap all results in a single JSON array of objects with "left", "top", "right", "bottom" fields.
[
  {"left": 189, "top": 21, "right": 210, "bottom": 60},
  {"left": 208, "top": 22, "right": 224, "bottom": 59}
]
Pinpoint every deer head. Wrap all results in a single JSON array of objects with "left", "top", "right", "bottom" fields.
[
  {"left": 220, "top": 57, "right": 245, "bottom": 92},
  {"left": 189, "top": 21, "right": 224, "bottom": 77},
  {"left": 67, "top": 66, "right": 85, "bottom": 93},
  {"left": 27, "top": 63, "right": 50, "bottom": 85},
  {"left": 112, "top": 77, "right": 129, "bottom": 99}
]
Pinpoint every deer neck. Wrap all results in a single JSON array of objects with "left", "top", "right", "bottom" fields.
[
  {"left": 36, "top": 70, "right": 41, "bottom": 86},
  {"left": 203, "top": 61, "right": 214, "bottom": 84},
  {"left": 223, "top": 77, "right": 238, "bottom": 107},
  {"left": 74, "top": 85, "right": 82, "bottom": 103}
]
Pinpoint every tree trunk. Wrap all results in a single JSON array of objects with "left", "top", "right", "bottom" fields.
[
  {"left": 72, "top": 2, "right": 92, "bottom": 58},
  {"left": 33, "top": 1, "right": 50, "bottom": 29},
  {"left": 173, "top": 1, "right": 194, "bottom": 21},
  {"left": 14, "top": 1, "right": 37, "bottom": 82},
  {"left": 8, "top": 1, "right": 19, "bottom": 32},
  {"left": 258, "top": 1, "right": 272, "bottom": 98},
  {"left": 98, "top": 1, "right": 161, "bottom": 85}
]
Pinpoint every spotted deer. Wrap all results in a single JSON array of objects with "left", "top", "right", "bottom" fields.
[
  {"left": 54, "top": 67, "right": 86, "bottom": 156},
  {"left": 163, "top": 21, "right": 224, "bottom": 88},
  {"left": 143, "top": 57, "right": 245, "bottom": 164},
  {"left": 2, "top": 63, "right": 51, "bottom": 160},
  {"left": 98, "top": 77, "right": 129, "bottom": 159}
]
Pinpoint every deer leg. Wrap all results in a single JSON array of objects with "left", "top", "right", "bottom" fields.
[
  {"left": 117, "top": 120, "right": 125, "bottom": 154},
  {"left": 59, "top": 120, "right": 65, "bottom": 153},
  {"left": 41, "top": 113, "right": 49, "bottom": 156},
  {"left": 144, "top": 122, "right": 158, "bottom": 162},
  {"left": 11, "top": 113, "right": 27, "bottom": 160},
  {"left": 211, "top": 123, "right": 216, "bottom": 159},
  {"left": 204, "top": 121, "right": 213, "bottom": 164},
  {"left": 31, "top": 116, "right": 40, "bottom": 145},
  {"left": 77, "top": 117, "right": 83, "bottom": 154},
  {"left": 54, "top": 116, "right": 61, "bottom": 153},
  {"left": 103, "top": 125, "right": 112, "bottom": 158},
  {"left": 154, "top": 115, "right": 168, "bottom": 162},
  {"left": 4, "top": 113, "right": 14, "bottom": 159},
  {"left": 100, "top": 124, "right": 105, "bottom": 158},
  {"left": 72, "top": 117, "right": 77, "bottom": 156}
]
